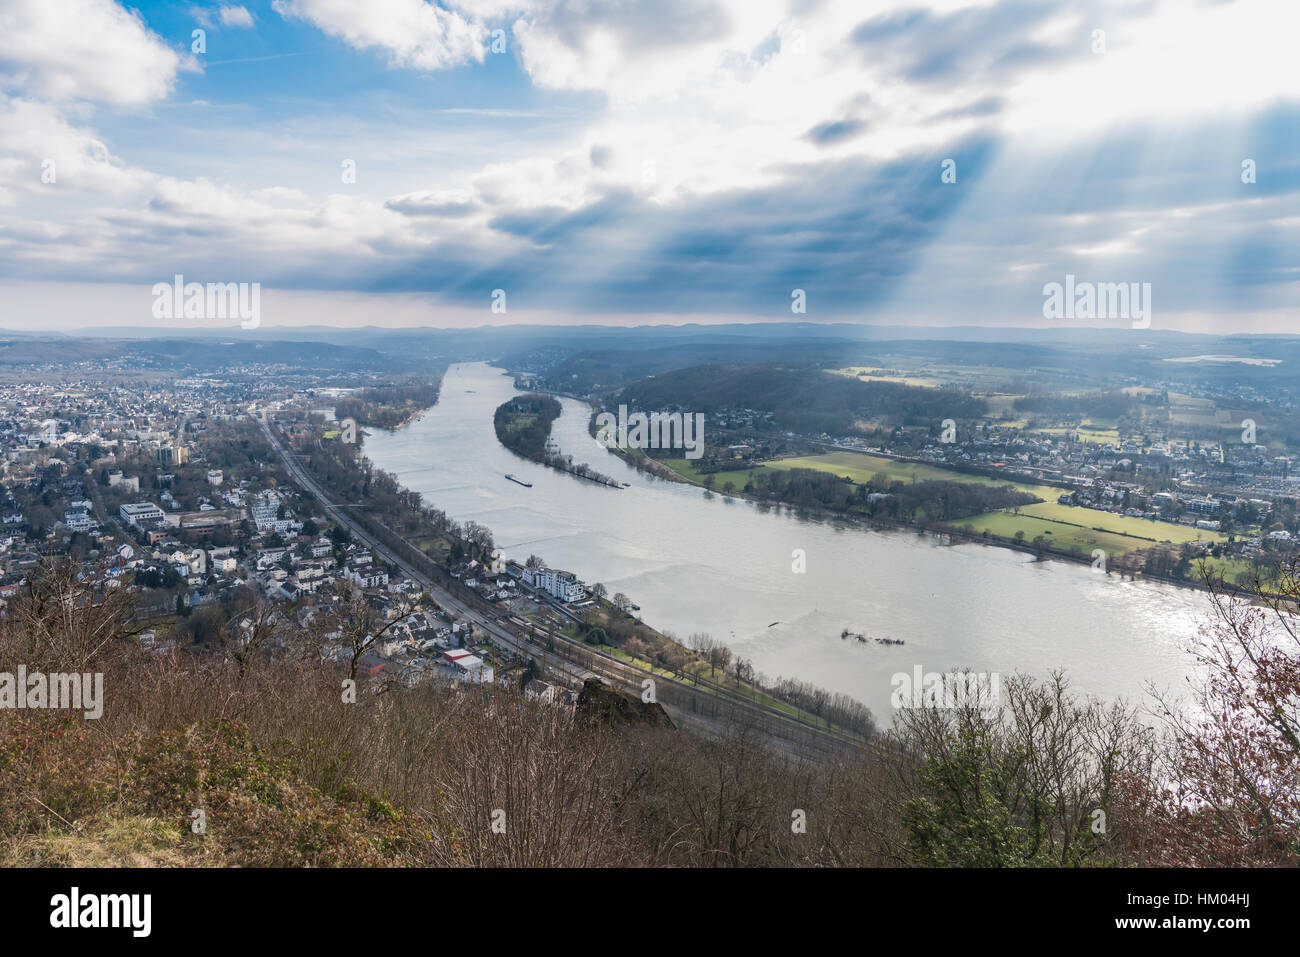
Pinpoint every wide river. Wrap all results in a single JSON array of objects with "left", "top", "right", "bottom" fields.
[{"left": 364, "top": 362, "right": 1209, "bottom": 721}]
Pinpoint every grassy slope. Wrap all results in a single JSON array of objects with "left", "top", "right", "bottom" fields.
[{"left": 1, "top": 716, "right": 410, "bottom": 867}]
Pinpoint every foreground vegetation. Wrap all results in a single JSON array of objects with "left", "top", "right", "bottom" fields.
[{"left": 2, "top": 560, "right": 1296, "bottom": 867}]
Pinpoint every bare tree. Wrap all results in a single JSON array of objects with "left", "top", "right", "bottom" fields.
[
  {"left": 714, "top": 645, "right": 733, "bottom": 682},
  {"left": 430, "top": 686, "right": 637, "bottom": 865},
  {"left": 462, "top": 521, "right": 494, "bottom": 556},
  {"left": 690, "top": 632, "right": 731, "bottom": 680},
  {"left": 221, "top": 598, "right": 291, "bottom": 679},
  {"left": 6, "top": 559, "right": 139, "bottom": 672},
  {"left": 1123, "top": 560, "right": 1300, "bottom": 865},
  {"left": 318, "top": 584, "right": 422, "bottom": 681}
]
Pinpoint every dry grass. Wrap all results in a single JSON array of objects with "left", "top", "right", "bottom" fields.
[
  {"left": 0, "top": 564, "right": 906, "bottom": 867},
  {"left": 6, "top": 816, "right": 192, "bottom": 868}
]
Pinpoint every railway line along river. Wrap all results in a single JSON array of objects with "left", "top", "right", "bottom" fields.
[{"left": 363, "top": 362, "right": 1208, "bottom": 721}]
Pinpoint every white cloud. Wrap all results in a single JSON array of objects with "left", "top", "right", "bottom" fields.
[
  {"left": 219, "top": 5, "right": 256, "bottom": 28},
  {"left": 0, "top": 95, "right": 146, "bottom": 198},
  {"left": 261, "top": 0, "right": 1300, "bottom": 210},
  {"left": 0, "top": 0, "right": 188, "bottom": 106},
  {"left": 1005, "top": 0, "right": 1300, "bottom": 134},
  {"left": 271, "top": 0, "right": 488, "bottom": 71}
]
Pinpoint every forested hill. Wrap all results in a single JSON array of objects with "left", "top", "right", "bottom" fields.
[{"left": 614, "top": 364, "right": 986, "bottom": 437}]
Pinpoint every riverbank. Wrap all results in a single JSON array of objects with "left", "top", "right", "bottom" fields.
[
  {"left": 609, "top": 446, "right": 1265, "bottom": 597},
  {"left": 361, "top": 361, "right": 1211, "bottom": 718},
  {"left": 305, "top": 420, "right": 870, "bottom": 736}
]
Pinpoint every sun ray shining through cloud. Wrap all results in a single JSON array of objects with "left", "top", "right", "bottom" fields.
[{"left": 0, "top": 0, "right": 1295, "bottom": 330}]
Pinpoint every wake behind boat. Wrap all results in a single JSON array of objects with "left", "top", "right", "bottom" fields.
[{"left": 504, "top": 473, "right": 532, "bottom": 487}]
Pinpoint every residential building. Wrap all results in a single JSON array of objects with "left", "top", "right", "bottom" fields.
[
  {"left": 522, "top": 566, "right": 586, "bottom": 602},
  {"left": 120, "top": 502, "right": 165, "bottom": 527}
]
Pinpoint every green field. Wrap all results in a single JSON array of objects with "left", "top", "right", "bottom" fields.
[
  {"left": 948, "top": 511, "right": 1143, "bottom": 555},
  {"left": 1037, "top": 425, "right": 1121, "bottom": 445},
  {"left": 950, "top": 509, "right": 1225, "bottom": 557},
  {"left": 1197, "top": 555, "right": 1259, "bottom": 586},
  {"left": 500, "top": 412, "right": 536, "bottom": 431},
  {"left": 765, "top": 452, "right": 1231, "bottom": 550},
  {"left": 658, "top": 457, "right": 764, "bottom": 489},
  {"left": 662, "top": 449, "right": 1235, "bottom": 558},
  {"left": 828, "top": 364, "right": 1048, "bottom": 391},
  {"left": 761, "top": 452, "right": 1060, "bottom": 500},
  {"left": 1015, "top": 502, "right": 1229, "bottom": 545},
  {"left": 827, "top": 366, "right": 950, "bottom": 388},
  {"left": 661, "top": 450, "right": 1055, "bottom": 499}
]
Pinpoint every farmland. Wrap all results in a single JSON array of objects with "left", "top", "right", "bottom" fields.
[{"left": 660, "top": 449, "right": 1233, "bottom": 559}]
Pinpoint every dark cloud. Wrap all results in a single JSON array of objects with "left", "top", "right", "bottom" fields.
[
  {"left": 372, "top": 139, "right": 998, "bottom": 315},
  {"left": 384, "top": 196, "right": 478, "bottom": 217},
  {"left": 850, "top": 1, "right": 1074, "bottom": 86},
  {"left": 488, "top": 192, "right": 636, "bottom": 246},
  {"left": 805, "top": 118, "right": 866, "bottom": 145},
  {"left": 927, "top": 95, "right": 1005, "bottom": 123}
]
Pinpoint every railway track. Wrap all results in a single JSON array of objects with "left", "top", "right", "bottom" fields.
[{"left": 257, "top": 411, "right": 872, "bottom": 758}]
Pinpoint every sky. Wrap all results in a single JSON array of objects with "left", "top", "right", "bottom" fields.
[{"left": 0, "top": 0, "right": 1297, "bottom": 332}]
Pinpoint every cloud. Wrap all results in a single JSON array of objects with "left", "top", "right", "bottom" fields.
[
  {"left": 219, "top": 5, "right": 255, "bottom": 28},
  {"left": 0, "top": 94, "right": 147, "bottom": 199},
  {"left": 806, "top": 119, "right": 866, "bottom": 146},
  {"left": 0, "top": 0, "right": 1298, "bottom": 332},
  {"left": 271, "top": 0, "right": 487, "bottom": 71},
  {"left": 509, "top": 0, "right": 736, "bottom": 97},
  {"left": 0, "top": 0, "right": 188, "bottom": 106},
  {"left": 849, "top": 1, "right": 1069, "bottom": 85},
  {"left": 385, "top": 189, "right": 479, "bottom": 218}
]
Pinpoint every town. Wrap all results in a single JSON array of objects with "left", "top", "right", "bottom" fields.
[{"left": 0, "top": 368, "right": 594, "bottom": 703}]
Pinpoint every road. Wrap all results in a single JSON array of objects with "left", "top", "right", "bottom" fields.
[{"left": 255, "top": 412, "right": 592, "bottom": 684}]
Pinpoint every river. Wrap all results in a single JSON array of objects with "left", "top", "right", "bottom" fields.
[{"left": 363, "top": 361, "right": 1209, "bottom": 721}]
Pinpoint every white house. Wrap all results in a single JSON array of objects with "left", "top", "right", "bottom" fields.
[
  {"left": 521, "top": 566, "right": 586, "bottom": 603},
  {"left": 347, "top": 564, "right": 388, "bottom": 589},
  {"left": 250, "top": 491, "right": 297, "bottom": 534},
  {"left": 524, "top": 679, "right": 556, "bottom": 703},
  {"left": 442, "top": 649, "right": 493, "bottom": 685}
]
